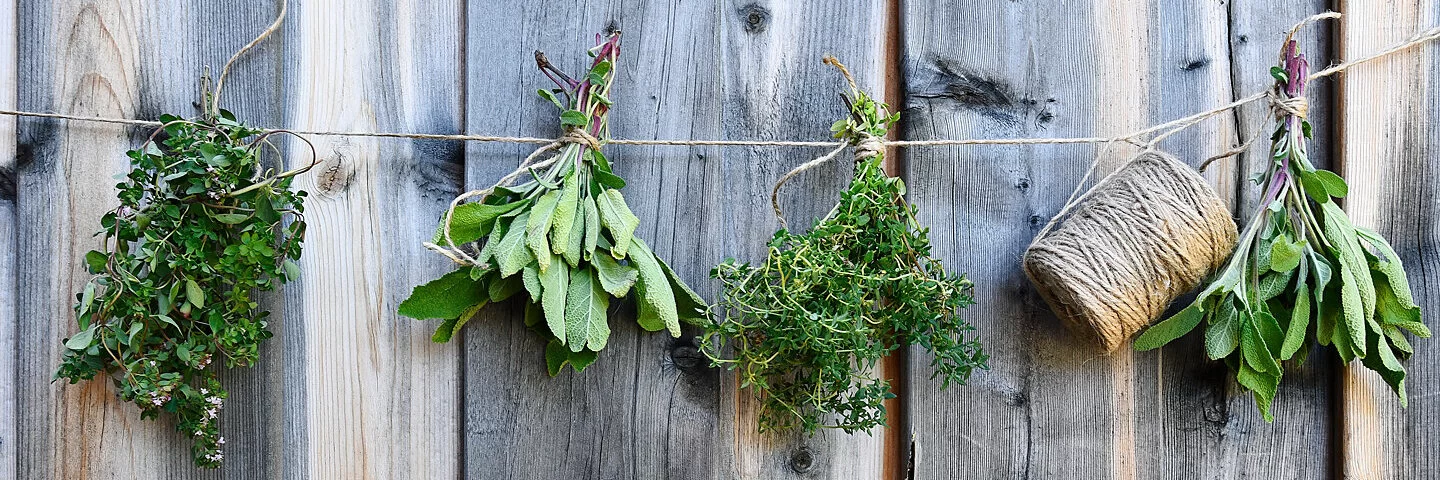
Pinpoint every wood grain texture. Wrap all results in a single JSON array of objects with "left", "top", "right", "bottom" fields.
[
  {"left": 0, "top": 0, "right": 16, "bottom": 477},
  {"left": 460, "top": 0, "right": 885, "bottom": 478},
  {"left": 282, "top": 0, "right": 465, "bottom": 478},
  {"left": 900, "top": 1, "right": 1331, "bottom": 478},
  {"left": 1337, "top": 2, "right": 1440, "bottom": 479}
]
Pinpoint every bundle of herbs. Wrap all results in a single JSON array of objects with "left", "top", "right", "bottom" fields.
[
  {"left": 1134, "top": 39, "right": 1429, "bottom": 420},
  {"left": 701, "top": 59, "right": 987, "bottom": 433},
  {"left": 400, "top": 33, "right": 706, "bottom": 375},
  {"left": 55, "top": 111, "right": 311, "bottom": 467}
]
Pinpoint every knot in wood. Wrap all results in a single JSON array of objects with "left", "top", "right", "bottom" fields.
[
  {"left": 316, "top": 151, "right": 355, "bottom": 197},
  {"left": 789, "top": 447, "right": 815, "bottom": 473}
]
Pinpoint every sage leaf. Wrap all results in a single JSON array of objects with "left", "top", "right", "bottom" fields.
[
  {"left": 628, "top": 237, "right": 680, "bottom": 336},
  {"left": 564, "top": 268, "right": 610, "bottom": 352},
  {"left": 495, "top": 211, "right": 533, "bottom": 277},
  {"left": 593, "top": 253, "right": 638, "bottom": 297},
  {"left": 539, "top": 253, "right": 570, "bottom": 342},
  {"left": 432, "top": 199, "right": 527, "bottom": 246},
  {"left": 1134, "top": 304, "right": 1205, "bottom": 351},
  {"left": 528, "top": 190, "right": 561, "bottom": 272},
  {"left": 399, "top": 269, "right": 488, "bottom": 320},
  {"left": 550, "top": 172, "right": 581, "bottom": 260},
  {"left": 596, "top": 189, "right": 639, "bottom": 259}
]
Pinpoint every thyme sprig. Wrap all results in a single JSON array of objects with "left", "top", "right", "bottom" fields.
[{"left": 702, "top": 71, "right": 986, "bottom": 433}]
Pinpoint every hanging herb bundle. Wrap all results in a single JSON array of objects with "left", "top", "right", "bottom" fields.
[
  {"left": 54, "top": 110, "right": 311, "bottom": 467},
  {"left": 399, "top": 33, "right": 707, "bottom": 375},
  {"left": 1134, "top": 39, "right": 1429, "bottom": 420},
  {"left": 700, "top": 58, "right": 986, "bottom": 433}
]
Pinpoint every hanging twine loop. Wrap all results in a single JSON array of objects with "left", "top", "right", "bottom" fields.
[{"left": 425, "top": 126, "right": 603, "bottom": 265}]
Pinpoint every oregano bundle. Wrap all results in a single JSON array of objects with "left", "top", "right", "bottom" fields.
[
  {"left": 1134, "top": 39, "right": 1429, "bottom": 420},
  {"left": 55, "top": 111, "right": 309, "bottom": 467},
  {"left": 399, "top": 33, "right": 707, "bottom": 375},
  {"left": 701, "top": 61, "right": 987, "bottom": 433}
]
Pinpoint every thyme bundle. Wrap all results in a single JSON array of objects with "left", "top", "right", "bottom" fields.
[
  {"left": 55, "top": 111, "right": 310, "bottom": 467},
  {"left": 1134, "top": 39, "right": 1429, "bottom": 420},
  {"left": 701, "top": 60, "right": 986, "bottom": 433},
  {"left": 400, "top": 33, "right": 706, "bottom": 375}
]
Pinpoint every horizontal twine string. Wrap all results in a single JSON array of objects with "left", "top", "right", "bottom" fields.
[{"left": 0, "top": 16, "right": 1434, "bottom": 155}]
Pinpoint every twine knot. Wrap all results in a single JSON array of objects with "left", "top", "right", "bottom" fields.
[
  {"left": 853, "top": 134, "right": 885, "bottom": 161},
  {"left": 559, "top": 127, "right": 603, "bottom": 150},
  {"left": 1269, "top": 90, "right": 1310, "bottom": 120}
]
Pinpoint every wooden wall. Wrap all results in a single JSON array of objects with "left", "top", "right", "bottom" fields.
[{"left": 1, "top": 1, "right": 1436, "bottom": 478}]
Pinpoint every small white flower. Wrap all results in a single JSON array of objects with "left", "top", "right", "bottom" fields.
[
  {"left": 217, "top": 437, "right": 225, "bottom": 445},
  {"left": 200, "top": 388, "right": 209, "bottom": 395}
]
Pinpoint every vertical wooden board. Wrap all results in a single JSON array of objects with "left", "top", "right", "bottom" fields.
[
  {"left": 717, "top": 1, "right": 888, "bottom": 478},
  {"left": 899, "top": 1, "right": 1324, "bottom": 478},
  {"left": 282, "top": 0, "right": 464, "bottom": 478},
  {"left": 460, "top": 0, "right": 886, "bottom": 478},
  {"left": 1337, "top": 3, "right": 1440, "bottom": 479},
  {"left": 1210, "top": 4, "right": 1338, "bottom": 479},
  {"left": 12, "top": 0, "right": 284, "bottom": 476},
  {"left": 0, "top": 0, "right": 16, "bottom": 477}
]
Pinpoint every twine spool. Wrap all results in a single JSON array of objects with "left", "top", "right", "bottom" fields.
[{"left": 1024, "top": 150, "right": 1237, "bottom": 352}]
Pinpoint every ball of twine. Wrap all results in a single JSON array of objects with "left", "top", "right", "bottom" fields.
[{"left": 1023, "top": 150, "right": 1237, "bottom": 352}]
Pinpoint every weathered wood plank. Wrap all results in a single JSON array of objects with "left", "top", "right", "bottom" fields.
[
  {"left": 901, "top": 1, "right": 1331, "bottom": 478},
  {"left": 1337, "top": 3, "right": 1440, "bottom": 479},
  {"left": 0, "top": 0, "right": 17, "bottom": 477},
  {"left": 460, "top": 0, "right": 886, "bottom": 478},
  {"left": 280, "top": 0, "right": 465, "bottom": 478}
]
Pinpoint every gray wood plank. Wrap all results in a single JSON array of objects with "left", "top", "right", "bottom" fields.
[
  {"left": 0, "top": 0, "right": 16, "bottom": 477},
  {"left": 461, "top": 0, "right": 886, "bottom": 478},
  {"left": 900, "top": 1, "right": 1332, "bottom": 478},
  {"left": 273, "top": 0, "right": 465, "bottom": 478},
  {"left": 1335, "top": 3, "right": 1440, "bottom": 478}
]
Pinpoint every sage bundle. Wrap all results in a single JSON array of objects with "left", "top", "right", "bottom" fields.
[
  {"left": 400, "top": 33, "right": 706, "bottom": 375},
  {"left": 1134, "top": 39, "right": 1429, "bottom": 420},
  {"left": 700, "top": 58, "right": 986, "bottom": 433},
  {"left": 55, "top": 111, "right": 311, "bottom": 468}
]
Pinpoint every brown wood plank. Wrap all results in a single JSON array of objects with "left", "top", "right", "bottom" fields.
[
  {"left": 460, "top": 0, "right": 887, "bottom": 478},
  {"left": 900, "top": 1, "right": 1334, "bottom": 478},
  {"left": 1337, "top": 3, "right": 1440, "bottom": 479}
]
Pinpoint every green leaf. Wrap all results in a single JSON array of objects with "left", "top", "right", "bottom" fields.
[
  {"left": 628, "top": 238, "right": 680, "bottom": 336},
  {"left": 1362, "top": 327, "right": 1409, "bottom": 405},
  {"left": 594, "top": 168, "right": 626, "bottom": 189},
  {"left": 488, "top": 273, "right": 523, "bottom": 302},
  {"left": 527, "top": 190, "right": 562, "bottom": 272},
  {"left": 64, "top": 326, "right": 97, "bottom": 350},
  {"left": 653, "top": 241, "right": 709, "bottom": 323},
  {"left": 398, "top": 269, "right": 488, "bottom": 320},
  {"left": 185, "top": 278, "right": 205, "bottom": 309},
  {"left": 593, "top": 253, "right": 638, "bottom": 297},
  {"left": 78, "top": 282, "right": 97, "bottom": 318},
  {"left": 1236, "top": 361, "right": 1279, "bottom": 422},
  {"left": 1253, "top": 309, "right": 1284, "bottom": 357},
  {"left": 564, "top": 268, "right": 611, "bottom": 352},
  {"left": 539, "top": 253, "right": 570, "bottom": 342},
  {"left": 283, "top": 259, "right": 302, "bottom": 281},
  {"left": 433, "top": 302, "right": 487, "bottom": 343},
  {"left": 545, "top": 339, "right": 599, "bottom": 376},
  {"left": 432, "top": 199, "right": 527, "bottom": 246},
  {"left": 212, "top": 213, "right": 249, "bottom": 225},
  {"left": 85, "top": 250, "right": 108, "bottom": 274},
  {"left": 154, "top": 314, "right": 180, "bottom": 330},
  {"left": 550, "top": 173, "right": 581, "bottom": 262},
  {"left": 560, "top": 110, "right": 588, "bottom": 127},
  {"left": 1299, "top": 170, "right": 1331, "bottom": 203},
  {"left": 495, "top": 211, "right": 533, "bottom": 277},
  {"left": 596, "top": 189, "right": 640, "bottom": 259},
  {"left": 582, "top": 197, "right": 600, "bottom": 260},
  {"left": 522, "top": 264, "right": 542, "bottom": 300},
  {"left": 1281, "top": 287, "right": 1311, "bottom": 360},
  {"left": 1312, "top": 169, "right": 1348, "bottom": 198},
  {"left": 1204, "top": 301, "right": 1240, "bottom": 359},
  {"left": 1269, "top": 237, "right": 1303, "bottom": 272},
  {"left": 1133, "top": 304, "right": 1205, "bottom": 351},
  {"left": 537, "top": 89, "right": 564, "bottom": 109},
  {"left": 1241, "top": 313, "right": 1281, "bottom": 374}
]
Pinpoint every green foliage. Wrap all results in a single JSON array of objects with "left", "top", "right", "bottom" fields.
[
  {"left": 399, "top": 33, "right": 707, "bottom": 374},
  {"left": 1134, "top": 40, "right": 1427, "bottom": 420},
  {"left": 701, "top": 81, "right": 985, "bottom": 434},
  {"left": 53, "top": 111, "right": 308, "bottom": 468}
]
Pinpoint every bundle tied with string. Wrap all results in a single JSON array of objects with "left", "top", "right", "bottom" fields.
[{"left": 1024, "top": 150, "right": 1237, "bottom": 352}]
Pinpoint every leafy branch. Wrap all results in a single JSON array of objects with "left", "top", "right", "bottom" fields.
[
  {"left": 54, "top": 111, "right": 310, "bottom": 468},
  {"left": 399, "top": 32, "right": 707, "bottom": 375},
  {"left": 701, "top": 62, "right": 986, "bottom": 433},
  {"left": 1134, "top": 39, "right": 1429, "bottom": 421}
]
